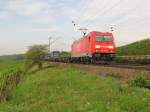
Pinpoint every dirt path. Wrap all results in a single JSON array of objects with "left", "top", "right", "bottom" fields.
[
  {"left": 48, "top": 62, "right": 150, "bottom": 82},
  {"left": 72, "top": 64, "right": 150, "bottom": 82}
]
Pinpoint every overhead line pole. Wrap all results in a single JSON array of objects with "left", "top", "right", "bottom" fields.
[
  {"left": 78, "top": 28, "right": 88, "bottom": 36},
  {"left": 49, "top": 37, "right": 51, "bottom": 54},
  {"left": 72, "top": 21, "right": 88, "bottom": 37},
  {"left": 110, "top": 26, "right": 114, "bottom": 32},
  {"left": 48, "top": 37, "right": 61, "bottom": 54}
]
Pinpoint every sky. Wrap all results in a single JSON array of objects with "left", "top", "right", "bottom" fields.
[{"left": 0, "top": 0, "right": 150, "bottom": 55}]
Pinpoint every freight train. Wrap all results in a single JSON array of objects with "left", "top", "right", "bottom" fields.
[
  {"left": 47, "top": 31, "right": 116, "bottom": 63},
  {"left": 71, "top": 31, "right": 115, "bottom": 62}
]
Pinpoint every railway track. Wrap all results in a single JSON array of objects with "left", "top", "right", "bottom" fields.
[
  {"left": 81, "top": 62, "right": 150, "bottom": 71},
  {"left": 103, "top": 63, "right": 150, "bottom": 71},
  {"left": 48, "top": 60, "right": 150, "bottom": 71}
]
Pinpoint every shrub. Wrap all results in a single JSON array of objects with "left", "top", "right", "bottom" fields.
[
  {"left": 25, "top": 45, "right": 48, "bottom": 70},
  {"left": 128, "top": 75, "right": 150, "bottom": 89}
]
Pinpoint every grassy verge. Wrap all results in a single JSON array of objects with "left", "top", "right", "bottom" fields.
[
  {"left": 0, "top": 55, "right": 24, "bottom": 102},
  {"left": 117, "top": 39, "right": 150, "bottom": 56},
  {"left": 0, "top": 54, "right": 24, "bottom": 75},
  {"left": 0, "top": 64, "right": 150, "bottom": 112}
]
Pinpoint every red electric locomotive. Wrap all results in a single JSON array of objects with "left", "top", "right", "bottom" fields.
[{"left": 71, "top": 31, "right": 115, "bottom": 62}]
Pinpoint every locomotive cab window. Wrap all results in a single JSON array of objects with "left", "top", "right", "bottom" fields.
[{"left": 95, "top": 36, "right": 113, "bottom": 42}]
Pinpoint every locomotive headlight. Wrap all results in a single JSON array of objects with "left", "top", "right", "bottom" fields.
[
  {"left": 108, "top": 46, "right": 114, "bottom": 49},
  {"left": 95, "top": 45, "right": 101, "bottom": 48}
]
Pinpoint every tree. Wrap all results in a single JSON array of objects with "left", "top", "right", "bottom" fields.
[{"left": 25, "top": 45, "right": 48, "bottom": 70}]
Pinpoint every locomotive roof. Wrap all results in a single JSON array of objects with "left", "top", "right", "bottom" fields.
[
  {"left": 72, "top": 31, "right": 113, "bottom": 44},
  {"left": 90, "top": 31, "right": 112, "bottom": 34}
]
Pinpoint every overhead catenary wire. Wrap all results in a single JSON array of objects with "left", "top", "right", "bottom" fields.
[
  {"left": 80, "top": 0, "right": 106, "bottom": 21},
  {"left": 77, "top": 0, "right": 92, "bottom": 19},
  {"left": 85, "top": 0, "right": 122, "bottom": 27},
  {"left": 81, "top": 0, "right": 110, "bottom": 23},
  {"left": 101, "top": 2, "right": 150, "bottom": 31},
  {"left": 86, "top": 0, "right": 150, "bottom": 33},
  {"left": 100, "top": 0, "right": 150, "bottom": 31},
  {"left": 114, "top": 2, "right": 150, "bottom": 27},
  {"left": 73, "top": 0, "right": 123, "bottom": 34},
  {"left": 73, "top": 0, "right": 111, "bottom": 32},
  {"left": 72, "top": 0, "right": 150, "bottom": 43},
  {"left": 72, "top": 21, "right": 88, "bottom": 38},
  {"left": 71, "top": 0, "right": 91, "bottom": 29},
  {"left": 105, "top": 0, "right": 148, "bottom": 26}
]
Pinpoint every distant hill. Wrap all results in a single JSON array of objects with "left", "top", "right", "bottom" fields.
[
  {"left": 117, "top": 39, "right": 150, "bottom": 56},
  {"left": 0, "top": 54, "right": 24, "bottom": 62},
  {"left": 0, "top": 54, "right": 24, "bottom": 69}
]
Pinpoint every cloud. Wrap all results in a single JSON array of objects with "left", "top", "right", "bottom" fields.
[
  {"left": 7, "top": 0, "right": 48, "bottom": 16},
  {"left": 62, "top": 0, "right": 150, "bottom": 28},
  {"left": 1, "top": 0, "right": 150, "bottom": 55},
  {"left": 29, "top": 27, "right": 65, "bottom": 33},
  {"left": 0, "top": 11, "right": 8, "bottom": 18},
  {"left": 59, "top": 0, "right": 150, "bottom": 47},
  {"left": 5, "top": 0, "right": 55, "bottom": 23}
]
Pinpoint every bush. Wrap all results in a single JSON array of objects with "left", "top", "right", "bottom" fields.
[
  {"left": 25, "top": 45, "right": 48, "bottom": 70},
  {"left": 129, "top": 75, "right": 150, "bottom": 89}
]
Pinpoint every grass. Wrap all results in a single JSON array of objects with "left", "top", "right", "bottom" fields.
[
  {"left": 0, "top": 55, "right": 24, "bottom": 102},
  {"left": 107, "top": 72, "right": 123, "bottom": 80},
  {"left": 117, "top": 39, "right": 150, "bottom": 56},
  {"left": 0, "top": 64, "right": 150, "bottom": 112},
  {"left": 0, "top": 54, "right": 24, "bottom": 75},
  {"left": 129, "top": 75, "right": 150, "bottom": 89},
  {"left": 0, "top": 54, "right": 23, "bottom": 66}
]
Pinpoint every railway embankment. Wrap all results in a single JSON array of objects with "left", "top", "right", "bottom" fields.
[{"left": 0, "top": 63, "right": 150, "bottom": 112}]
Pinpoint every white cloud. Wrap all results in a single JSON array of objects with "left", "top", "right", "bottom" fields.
[
  {"left": 32, "top": 15, "right": 54, "bottom": 24},
  {"left": 7, "top": 0, "right": 48, "bottom": 16},
  {"left": 0, "top": 11, "right": 8, "bottom": 18},
  {"left": 1, "top": 0, "right": 150, "bottom": 55},
  {"left": 61, "top": 0, "right": 150, "bottom": 46},
  {"left": 28, "top": 27, "right": 65, "bottom": 33},
  {"left": 5, "top": 0, "right": 55, "bottom": 23}
]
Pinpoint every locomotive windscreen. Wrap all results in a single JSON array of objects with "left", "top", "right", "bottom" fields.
[{"left": 95, "top": 36, "right": 113, "bottom": 42}]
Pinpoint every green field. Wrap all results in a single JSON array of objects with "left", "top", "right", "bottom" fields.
[
  {"left": 117, "top": 39, "right": 150, "bottom": 56},
  {"left": 0, "top": 54, "right": 24, "bottom": 73},
  {"left": 0, "top": 64, "right": 150, "bottom": 112},
  {"left": 0, "top": 54, "right": 23, "bottom": 65}
]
